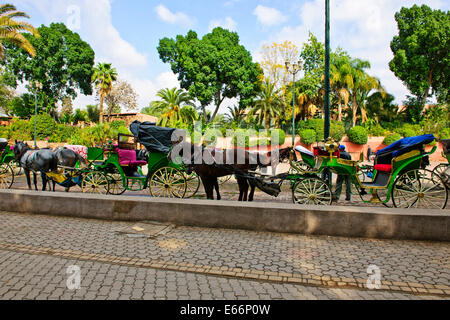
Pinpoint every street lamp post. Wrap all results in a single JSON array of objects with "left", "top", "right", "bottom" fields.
[
  {"left": 285, "top": 61, "right": 303, "bottom": 147},
  {"left": 33, "top": 81, "right": 43, "bottom": 149}
]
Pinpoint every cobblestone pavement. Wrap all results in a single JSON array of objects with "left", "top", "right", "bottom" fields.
[
  {"left": 0, "top": 211, "right": 448, "bottom": 300},
  {"left": 0, "top": 249, "right": 445, "bottom": 300}
]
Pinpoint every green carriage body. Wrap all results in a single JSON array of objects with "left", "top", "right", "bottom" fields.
[
  {"left": 285, "top": 135, "right": 447, "bottom": 208},
  {"left": 0, "top": 139, "right": 16, "bottom": 189}
]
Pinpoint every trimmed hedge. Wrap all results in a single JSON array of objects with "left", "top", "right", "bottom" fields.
[
  {"left": 300, "top": 129, "right": 316, "bottom": 145},
  {"left": 348, "top": 126, "right": 368, "bottom": 145},
  {"left": 383, "top": 133, "right": 403, "bottom": 146}
]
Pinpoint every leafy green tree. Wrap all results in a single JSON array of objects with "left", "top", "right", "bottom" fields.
[
  {"left": 86, "top": 104, "right": 100, "bottom": 123},
  {"left": 92, "top": 63, "right": 118, "bottom": 123},
  {"left": 0, "top": 3, "right": 39, "bottom": 59},
  {"left": 7, "top": 93, "right": 44, "bottom": 118},
  {"left": 72, "top": 108, "right": 87, "bottom": 125},
  {"left": 366, "top": 92, "right": 402, "bottom": 124},
  {"left": 158, "top": 27, "right": 262, "bottom": 123},
  {"left": 149, "top": 88, "right": 195, "bottom": 128},
  {"left": 3, "top": 23, "right": 95, "bottom": 113},
  {"left": 389, "top": 5, "right": 449, "bottom": 105}
]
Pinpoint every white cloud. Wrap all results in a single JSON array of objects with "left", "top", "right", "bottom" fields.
[
  {"left": 155, "top": 4, "right": 194, "bottom": 27},
  {"left": 253, "top": 5, "right": 287, "bottom": 27},
  {"left": 209, "top": 17, "right": 237, "bottom": 31}
]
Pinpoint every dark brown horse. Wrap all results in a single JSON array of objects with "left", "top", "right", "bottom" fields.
[{"left": 170, "top": 142, "right": 291, "bottom": 201}]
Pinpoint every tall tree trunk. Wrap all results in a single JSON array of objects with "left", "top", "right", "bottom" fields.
[
  {"left": 338, "top": 101, "right": 342, "bottom": 122},
  {"left": 352, "top": 96, "right": 358, "bottom": 127},
  {"left": 422, "top": 69, "right": 433, "bottom": 113},
  {"left": 99, "top": 94, "right": 104, "bottom": 124},
  {"left": 265, "top": 111, "right": 270, "bottom": 132}
]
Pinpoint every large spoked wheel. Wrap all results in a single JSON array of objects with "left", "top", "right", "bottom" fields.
[
  {"left": 392, "top": 169, "right": 448, "bottom": 210},
  {"left": 9, "top": 161, "right": 23, "bottom": 176},
  {"left": 184, "top": 172, "right": 200, "bottom": 199},
  {"left": 82, "top": 172, "right": 110, "bottom": 195},
  {"left": 149, "top": 167, "right": 186, "bottom": 198},
  {"left": 107, "top": 173, "right": 126, "bottom": 195},
  {"left": 433, "top": 164, "right": 450, "bottom": 180},
  {"left": 0, "top": 163, "right": 14, "bottom": 189},
  {"left": 292, "top": 177, "right": 333, "bottom": 206}
]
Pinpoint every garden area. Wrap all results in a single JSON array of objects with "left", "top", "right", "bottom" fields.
[{"left": 0, "top": 3, "right": 448, "bottom": 152}]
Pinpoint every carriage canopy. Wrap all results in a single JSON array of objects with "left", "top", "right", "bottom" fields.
[
  {"left": 129, "top": 121, "right": 177, "bottom": 154},
  {"left": 376, "top": 134, "right": 436, "bottom": 158}
]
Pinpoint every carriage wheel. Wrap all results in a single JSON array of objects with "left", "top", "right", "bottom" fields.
[
  {"left": 82, "top": 172, "right": 110, "bottom": 195},
  {"left": 9, "top": 161, "right": 23, "bottom": 176},
  {"left": 392, "top": 169, "right": 448, "bottom": 209},
  {"left": 218, "top": 175, "right": 232, "bottom": 185},
  {"left": 292, "top": 177, "right": 333, "bottom": 206},
  {"left": 107, "top": 173, "right": 126, "bottom": 195},
  {"left": 150, "top": 167, "right": 186, "bottom": 198},
  {"left": 0, "top": 163, "right": 14, "bottom": 189},
  {"left": 184, "top": 172, "right": 200, "bottom": 198},
  {"left": 433, "top": 164, "right": 450, "bottom": 180}
]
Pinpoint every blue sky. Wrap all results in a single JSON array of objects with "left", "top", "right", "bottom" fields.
[{"left": 12, "top": 0, "right": 449, "bottom": 113}]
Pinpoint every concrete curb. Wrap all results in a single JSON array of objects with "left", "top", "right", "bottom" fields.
[{"left": 0, "top": 190, "right": 449, "bottom": 241}]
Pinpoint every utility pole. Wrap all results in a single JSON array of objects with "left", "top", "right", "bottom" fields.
[{"left": 324, "top": 0, "right": 331, "bottom": 140}]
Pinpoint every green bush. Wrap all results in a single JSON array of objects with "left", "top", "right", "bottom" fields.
[
  {"left": 397, "top": 124, "right": 421, "bottom": 138},
  {"left": 0, "top": 126, "right": 7, "bottom": 138},
  {"left": 330, "top": 122, "right": 345, "bottom": 142},
  {"left": 439, "top": 128, "right": 450, "bottom": 140},
  {"left": 7, "top": 119, "right": 32, "bottom": 141},
  {"left": 300, "top": 129, "right": 316, "bottom": 145},
  {"left": 383, "top": 133, "right": 403, "bottom": 146},
  {"left": 298, "top": 119, "right": 324, "bottom": 142},
  {"left": 203, "top": 128, "right": 223, "bottom": 145},
  {"left": 29, "top": 114, "right": 57, "bottom": 140},
  {"left": 348, "top": 126, "right": 368, "bottom": 145},
  {"left": 49, "top": 124, "right": 78, "bottom": 143},
  {"left": 368, "top": 125, "right": 386, "bottom": 137},
  {"left": 269, "top": 129, "right": 286, "bottom": 145},
  {"left": 110, "top": 120, "right": 126, "bottom": 130},
  {"left": 232, "top": 129, "right": 253, "bottom": 148}
]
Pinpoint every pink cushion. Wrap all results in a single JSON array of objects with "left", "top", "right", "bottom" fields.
[
  {"left": 118, "top": 149, "right": 147, "bottom": 166},
  {"left": 374, "top": 164, "right": 392, "bottom": 172}
]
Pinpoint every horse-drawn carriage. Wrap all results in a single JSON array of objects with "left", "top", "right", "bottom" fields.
[
  {"left": 0, "top": 138, "right": 14, "bottom": 189},
  {"left": 242, "top": 134, "right": 448, "bottom": 209},
  {"left": 433, "top": 139, "right": 450, "bottom": 187},
  {"left": 71, "top": 121, "right": 200, "bottom": 198}
]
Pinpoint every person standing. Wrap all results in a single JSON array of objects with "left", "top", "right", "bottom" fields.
[{"left": 334, "top": 145, "right": 352, "bottom": 202}]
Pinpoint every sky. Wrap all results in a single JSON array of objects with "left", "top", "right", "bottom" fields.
[{"left": 11, "top": 0, "right": 449, "bottom": 114}]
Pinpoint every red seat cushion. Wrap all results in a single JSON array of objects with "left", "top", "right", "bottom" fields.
[
  {"left": 374, "top": 164, "right": 392, "bottom": 172},
  {"left": 118, "top": 149, "right": 147, "bottom": 166}
]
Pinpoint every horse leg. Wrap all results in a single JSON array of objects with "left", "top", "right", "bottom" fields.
[
  {"left": 24, "top": 170, "right": 32, "bottom": 190},
  {"left": 33, "top": 172, "right": 38, "bottom": 191},
  {"left": 248, "top": 179, "right": 256, "bottom": 202},
  {"left": 41, "top": 172, "right": 47, "bottom": 191},
  {"left": 200, "top": 176, "right": 214, "bottom": 200},
  {"left": 237, "top": 177, "right": 249, "bottom": 201},
  {"left": 214, "top": 178, "right": 221, "bottom": 200}
]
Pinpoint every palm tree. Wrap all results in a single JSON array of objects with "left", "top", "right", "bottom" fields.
[
  {"left": 0, "top": 4, "right": 39, "bottom": 59},
  {"left": 226, "top": 105, "right": 246, "bottom": 125},
  {"left": 91, "top": 63, "right": 118, "bottom": 123},
  {"left": 330, "top": 54, "right": 353, "bottom": 121},
  {"left": 249, "top": 81, "right": 283, "bottom": 131},
  {"left": 348, "top": 59, "right": 382, "bottom": 127},
  {"left": 150, "top": 88, "right": 195, "bottom": 128}
]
